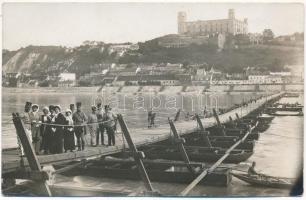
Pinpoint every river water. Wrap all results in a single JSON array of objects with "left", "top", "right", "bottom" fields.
[{"left": 1, "top": 88, "right": 304, "bottom": 196}]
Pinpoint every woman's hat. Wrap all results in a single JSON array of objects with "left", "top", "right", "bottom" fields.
[
  {"left": 65, "top": 109, "right": 72, "bottom": 114},
  {"left": 42, "top": 106, "right": 49, "bottom": 112},
  {"left": 54, "top": 105, "right": 62, "bottom": 111},
  {"left": 32, "top": 104, "right": 39, "bottom": 109},
  {"left": 49, "top": 105, "right": 55, "bottom": 111},
  {"left": 25, "top": 101, "right": 32, "bottom": 107}
]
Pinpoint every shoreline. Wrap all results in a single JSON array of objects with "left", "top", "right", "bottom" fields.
[{"left": 2, "top": 85, "right": 303, "bottom": 94}]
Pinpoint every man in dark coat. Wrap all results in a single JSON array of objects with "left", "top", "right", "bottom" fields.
[
  {"left": 48, "top": 105, "right": 56, "bottom": 154},
  {"left": 40, "top": 107, "right": 52, "bottom": 154},
  {"left": 72, "top": 102, "right": 87, "bottom": 151}
]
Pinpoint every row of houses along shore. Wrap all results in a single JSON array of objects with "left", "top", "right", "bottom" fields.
[{"left": 3, "top": 63, "right": 303, "bottom": 88}]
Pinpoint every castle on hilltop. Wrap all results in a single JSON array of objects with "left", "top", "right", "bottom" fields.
[{"left": 178, "top": 9, "right": 248, "bottom": 35}]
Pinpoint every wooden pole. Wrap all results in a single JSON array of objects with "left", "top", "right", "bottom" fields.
[
  {"left": 12, "top": 113, "right": 51, "bottom": 196},
  {"left": 117, "top": 114, "right": 157, "bottom": 194},
  {"left": 168, "top": 119, "right": 195, "bottom": 174},
  {"left": 229, "top": 116, "right": 233, "bottom": 122},
  {"left": 212, "top": 108, "right": 226, "bottom": 136},
  {"left": 174, "top": 109, "right": 181, "bottom": 122},
  {"left": 228, "top": 116, "right": 236, "bottom": 128},
  {"left": 235, "top": 113, "right": 240, "bottom": 120},
  {"left": 195, "top": 114, "right": 212, "bottom": 148},
  {"left": 180, "top": 125, "right": 254, "bottom": 196}
]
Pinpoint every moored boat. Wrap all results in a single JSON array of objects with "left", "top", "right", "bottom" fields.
[
  {"left": 62, "top": 157, "right": 232, "bottom": 187},
  {"left": 231, "top": 172, "right": 296, "bottom": 189},
  {"left": 141, "top": 145, "right": 253, "bottom": 164}
]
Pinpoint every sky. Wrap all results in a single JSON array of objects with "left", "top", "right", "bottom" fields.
[{"left": 2, "top": 2, "right": 304, "bottom": 50}]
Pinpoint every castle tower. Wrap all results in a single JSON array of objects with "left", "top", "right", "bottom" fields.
[
  {"left": 244, "top": 18, "right": 248, "bottom": 24},
  {"left": 228, "top": 9, "right": 235, "bottom": 19},
  {"left": 178, "top": 12, "right": 187, "bottom": 34}
]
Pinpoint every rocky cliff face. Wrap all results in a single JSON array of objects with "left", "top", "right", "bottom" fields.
[{"left": 2, "top": 44, "right": 118, "bottom": 75}]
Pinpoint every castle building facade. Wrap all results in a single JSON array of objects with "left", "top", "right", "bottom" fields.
[{"left": 178, "top": 9, "right": 248, "bottom": 35}]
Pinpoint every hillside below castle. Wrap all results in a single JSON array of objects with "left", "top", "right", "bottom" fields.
[{"left": 2, "top": 35, "right": 304, "bottom": 77}]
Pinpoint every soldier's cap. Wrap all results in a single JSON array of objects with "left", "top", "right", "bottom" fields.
[
  {"left": 25, "top": 101, "right": 32, "bottom": 107},
  {"left": 91, "top": 105, "right": 97, "bottom": 111}
]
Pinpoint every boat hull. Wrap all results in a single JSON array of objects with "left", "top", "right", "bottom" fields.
[
  {"left": 232, "top": 173, "right": 295, "bottom": 189},
  {"left": 62, "top": 164, "right": 232, "bottom": 187},
  {"left": 143, "top": 147, "right": 253, "bottom": 164}
]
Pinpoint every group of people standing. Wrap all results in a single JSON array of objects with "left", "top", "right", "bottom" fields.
[{"left": 20, "top": 101, "right": 117, "bottom": 155}]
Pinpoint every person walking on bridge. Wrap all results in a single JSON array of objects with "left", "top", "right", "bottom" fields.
[{"left": 72, "top": 102, "right": 87, "bottom": 151}]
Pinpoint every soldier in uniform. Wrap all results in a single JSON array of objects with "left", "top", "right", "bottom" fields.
[
  {"left": 87, "top": 106, "right": 98, "bottom": 146},
  {"left": 72, "top": 102, "right": 87, "bottom": 151},
  {"left": 103, "top": 105, "right": 116, "bottom": 146},
  {"left": 96, "top": 103, "right": 105, "bottom": 145}
]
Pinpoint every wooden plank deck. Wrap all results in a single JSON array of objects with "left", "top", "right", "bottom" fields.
[{"left": 2, "top": 93, "right": 282, "bottom": 174}]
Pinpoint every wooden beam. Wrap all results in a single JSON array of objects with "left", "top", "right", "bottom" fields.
[
  {"left": 117, "top": 114, "right": 157, "bottom": 194},
  {"left": 212, "top": 109, "right": 226, "bottom": 136},
  {"left": 54, "top": 160, "right": 87, "bottom": 174},
  {"left": 180, "top": 125, "right": 255, "bottom": 196},
  {"left": 195, "top": 114, "right": 212, "bottom": 148},
  {"left": 168, "top": 119, "right": 195, "bottom": 174},
  {"left": 101, "top": 157, "right": 205, "bottom": 168},
  {"left": 12, "top": 113, "right": 52, "bottom": 196},
  {"left": 2, "top": 170, "right": 49, "bottom": 181}
]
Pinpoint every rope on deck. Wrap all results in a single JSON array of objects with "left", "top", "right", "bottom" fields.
[{"left": 22, "top": 119, "right": 115, "bottom": 127}]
